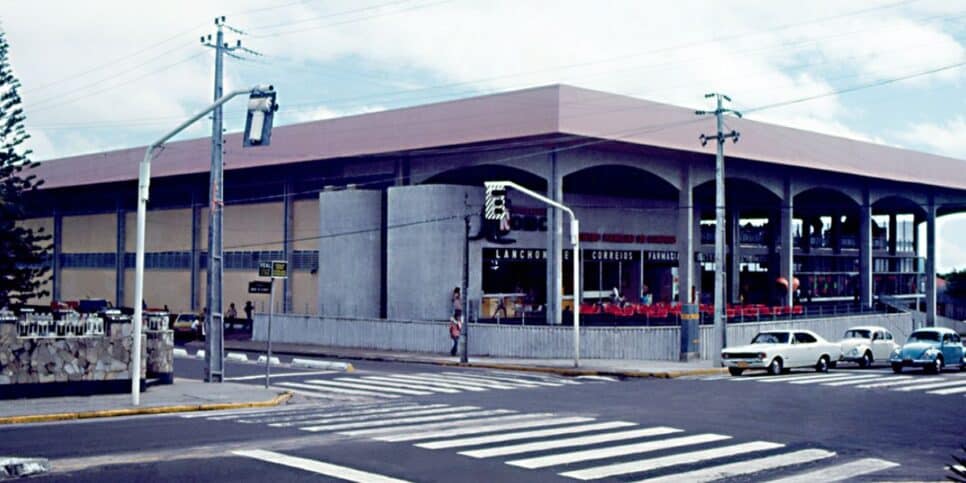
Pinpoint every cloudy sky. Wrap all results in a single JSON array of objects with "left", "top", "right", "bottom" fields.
[{"left": 2, "top": 0, "right": 965, "bottom": 270}]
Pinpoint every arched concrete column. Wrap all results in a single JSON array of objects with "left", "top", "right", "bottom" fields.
[
  {"left": 780, "top": 179, "right": 794, "bottom": 308},
  {"left": 925, "top": 194, "right": 937, "bottom": 327},
  {"left": 677, "top": 163, "right": 694, "bottom": 304},
  {"left": 557, "top": 150, "right": 682, "bottom": 191},
  {"left": 859, "top": 189, "right": 872, "bottom": 308},
  {"left": 546, "top": 151, "right": 563, "bottom": 325}
]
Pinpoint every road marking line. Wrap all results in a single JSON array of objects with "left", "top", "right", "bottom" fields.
[
  {"left": 631, "top": 448, "right": 836, "bottom": 483},
  {"left": 698, "top": 376, "right": 730, "bottom": 381},
  {"left": 232, "top": 449, "right": 410, "bottom": 483},
  {"left": 559, "top": 441, "right": 784, "bottom": 480},
  {"left": 372, "top": 374, "right": 488, "bottom": 392},
  {"left": 224, "top": 370, "right": 336, "bottom": 381},
  {"left": 755, "top": 374, "right": 844, "bottom": 383},
  {"left": 354, "top": 377, "right": 461, "bottom": 394},
  {"left": 507, "top": 432, "right": 729, "bottom": 469},
  {"left": 338, "top": 413, "right": 553, "bottom": 437},
  {"left": 180, "top": 404, "right": 312, "bottom": 419},
  {"left": 820, "top": 375, "right": 890, "bottom": 386},
  {"left": 892, "top": 380, "right": 966, "bottom": 392},
  {"left": 764, "top": 457, "right": 899, "bottom": 482},
  {"left": 302, "top": 379, "right": 434, "bottom": 396},
  {"left": 855, "top": 376, "right": 920, "bottom": 388},
  {"left": 785, "top": 375, "right": 874, "bottom": 385},
  {"left": 273, "top": 386, "right": 389, "bottom": 401},
  {"left": 465, "top": 426, "right": 683, "bottom": 460},
  {"left": 268, "top": 405, "right": 470, "bottom": 428},
  {"left": 928, "top": 385, "right": 966, "bottom": 395},
  {"left": 414, "top": 373, "right": 519, "bottom": 389},
  {"left": 301, "top": 409, "right": 511, "bottom": 433},
  {"left": 441, "top": 372, "right": 564, "bottom": 387},
  {"left": 276, "top": 381, "right": 399, "bottom": 398},
  {"left": 416, "top": 421, "right": 637, "bottom": 449},
  {"left": 242, "top": 404, "right": 439, "bottom": 425},
  {"left": 378, "top": 416, "right": 595, "bottom": 442}
]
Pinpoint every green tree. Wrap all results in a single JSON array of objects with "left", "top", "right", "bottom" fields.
[
  {"left": 943, "top": 269, "right": 966, "bottom": 299},
  {"left": 0, "top": 31, "right": 50, "bottom": 307}
]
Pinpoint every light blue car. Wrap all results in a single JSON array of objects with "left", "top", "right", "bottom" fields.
[{"left": 889, "top": 327, "right": 966, "bottom": 374}]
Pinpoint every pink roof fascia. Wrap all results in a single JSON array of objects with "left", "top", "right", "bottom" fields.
[{"left": 31, "top": 84, "right": 966, "bottom": 191}]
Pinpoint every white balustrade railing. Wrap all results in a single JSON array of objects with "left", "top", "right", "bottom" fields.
[{"left": 16, "top": 312, "right": 105, "bottom": 338}]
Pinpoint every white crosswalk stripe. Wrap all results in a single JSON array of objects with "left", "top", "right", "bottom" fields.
[
  {"left": 691, "top": 369, "right": 966, "bottom": 396},
  {"left": 764, "top": 457, "right": 900, "bottom": 482},
  {"left": 377, "top": 416, "right": 596, "bottom": 442},
  {"left": 507, "top": 433, "right": 731, "bottom": 469},
  {"left": 441, "top": 371, "right": 565, "bottom": 387},
  {"left": 353, "top": 376, "right": 462, "bottom": 393},
  {"left": 416, "top": 421, "right": 637, "bottom": 450},
  {"left": 631, "top": 448, "right": 837, "bottom": 483},
  {"left": 270, "top": 405, "right": 475, "bottom": 428},
  {"left": 234, "top": 449, "right": 411, "bottom": 483},
  {"left": 464, "top": 426, "right": 683, "bottom": 460},
  {"left": 560, "top": 441, "right": 784, "bottom": 480},
  {"left": 196, "top": 400, "right": 901, "bottom": 482},
  {"left": 277, "top": 381, "right": 400, "bottom": 398},
  {"left": 302, "top": 378, "right": 435, "bottom": 396}
]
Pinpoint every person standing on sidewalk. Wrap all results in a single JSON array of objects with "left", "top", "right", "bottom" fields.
[{"left": 449, "top": 315, "right": 462, "bottom": 356}]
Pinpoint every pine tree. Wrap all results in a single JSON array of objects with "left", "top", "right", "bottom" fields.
[{"left": 0, "top": 31, "right": 51, "bottom": 307}]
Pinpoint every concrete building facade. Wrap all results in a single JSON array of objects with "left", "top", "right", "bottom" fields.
[{"left": 19, "top": 85, "right": 966, "bottom": 326}]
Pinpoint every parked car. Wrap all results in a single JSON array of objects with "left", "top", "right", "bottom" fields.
[
  {"left": 722, "top": 330, "right": 841, "bottom": 376},
  {"left": 838, "top": 326, "right": 899, "bottom": 368},
  {"left": 172, "top": 313, "right": 203, "bottom": 339},
  {"left": 889, "top": 327, "right": 965, "bottom": 374}
]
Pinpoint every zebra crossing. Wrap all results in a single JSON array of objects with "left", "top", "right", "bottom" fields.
[
  {"left": 195, "top": 401, "right": 900, "bottom": 481},
  {"left": 692, "top": 369, "right": 966, "bottom": 396},
  {"left": 269, "top": 370, "right": 597, "bottom": 400}
]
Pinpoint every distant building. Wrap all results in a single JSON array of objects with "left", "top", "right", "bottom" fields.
[{"left": 20, "top": 85, "right": 966, "bottom": 324}]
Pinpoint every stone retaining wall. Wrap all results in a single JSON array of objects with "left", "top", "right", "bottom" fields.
[
  {"left": 145, "top": 329, "right": 174, "bottom": 384},
  {"left": 0, "top": 317, "right": 149, "bottom": 398}
]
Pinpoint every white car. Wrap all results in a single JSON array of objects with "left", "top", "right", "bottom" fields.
[
  {"left": 722, "top": 330, "right": 841, "bottom": 376},
  {"left": 838, "top": 326, "right": 899, "bottom": 368}
]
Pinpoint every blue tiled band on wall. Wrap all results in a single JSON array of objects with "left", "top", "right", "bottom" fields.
[{"left": 60, "top": 250, "right": 318, "bottom": 271}]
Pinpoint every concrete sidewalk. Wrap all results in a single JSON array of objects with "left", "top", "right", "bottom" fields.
[
  {"left": 209, "top": 339, "right": 726, "bottom": 379},
  {"left": 0, "top": 379, "right": 290, "bottom": 424}
]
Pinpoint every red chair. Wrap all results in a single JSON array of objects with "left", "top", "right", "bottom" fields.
[
  {"left": 620, "top": 305, "right": 636, "bottom": 317},
  {"left": 791, "top": 305, "right": 804, "bottom": 315},
  {"left": 604, "top": 304, "right": 623, "bottom": 316},
  {"left": 579, "top": 304, "right": 599, "bottom": 315},
  {"left": 726, "top": 308, "right": 737, "bottom": 319},
  {"left": 771, "top": 306, "right": 786, "bottom": 316},
  {"left": 741, "top": 306, "right": 760, "bottom": 318},
  {"left": 634, "top": 304, "right": 650, "bottom": 316},
  {"left": 759, "top": 306, "right": 773, "bottom": 317}
]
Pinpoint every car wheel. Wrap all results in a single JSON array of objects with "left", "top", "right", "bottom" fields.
[
  {"left": 767, "top": 358, "right": 783, "bottom": 375},
  {"left": 858, "top": 352, "right": 871, "bottom": 369},
  {"left": 925, "top": 357, "right": 943, "bottom": 374},
  {"left": 891, "top": 363, "right": 903, "bottom": 374},
  {"left": 728, "top": 367, "right": 744, "bottom": 377},
  {"left": 815, "top": 356, "right": 830, "bottom": 373}
]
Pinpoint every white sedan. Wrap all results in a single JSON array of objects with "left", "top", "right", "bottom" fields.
[
  {"left": 838, "top": 326, "right": 899, "bottom": 368},
  {"left": 722, "top": 330, "right": 841, "bottom": 376}
]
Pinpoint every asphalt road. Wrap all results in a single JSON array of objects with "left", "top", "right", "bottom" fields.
[{"left": 3, "top": 353, "right": 964, "bottom": 482}]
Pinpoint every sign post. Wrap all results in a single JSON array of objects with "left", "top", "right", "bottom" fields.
[
  {"left": 257, "top": 261, "right": 287, "bottom": 388},
  {"left": 485, "top": 181, "right": 581, "bottom": 368}
]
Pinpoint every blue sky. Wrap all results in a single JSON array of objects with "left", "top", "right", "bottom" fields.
[{"left": 3, "top": 0, "right": 965, "bottom": 270}]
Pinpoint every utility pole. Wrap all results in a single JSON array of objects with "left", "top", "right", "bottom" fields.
[
  {"left": 200, "top": 16, "right": 262, "bottom": 382},
  {"left": 696, "top": 94, "right": 741, "bottom": 367}
]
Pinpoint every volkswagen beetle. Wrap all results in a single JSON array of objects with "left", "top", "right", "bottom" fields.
[
  {"left": 838, "top": 326, "right": 898, "bottom": 368},
  {"left": 889, "top": 327, "right": 965, "bottom": 374}
]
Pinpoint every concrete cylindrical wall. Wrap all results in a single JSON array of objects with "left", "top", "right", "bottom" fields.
[{"left": 318, "top": 189, "right": 383, "bottom": 317}]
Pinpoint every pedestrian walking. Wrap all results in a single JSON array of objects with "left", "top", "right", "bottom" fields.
[
  {"left": 452, "top": 287, "right": 462, "bottom": 320},
  {"left": 449, "top": 315, "right": 462, "bottom": 356},
  {"left": 244, "top": 301, "right": 254, "bottom": 330}
]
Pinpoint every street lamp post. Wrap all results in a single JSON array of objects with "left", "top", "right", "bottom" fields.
[{"left": 131, "top": 85, "right": 277, "bottom": 406}]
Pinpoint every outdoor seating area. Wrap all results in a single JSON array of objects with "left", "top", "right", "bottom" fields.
[{"left": 476, "top": 301, "right": 890, "bottom": 326}]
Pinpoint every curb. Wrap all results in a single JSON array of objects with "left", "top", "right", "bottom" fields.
[
  {"left": 0, "top": 392, "right": 293, "bottom": 425},
  {"left": 219, "top": 341, "right": 724, "bottom": 379}
]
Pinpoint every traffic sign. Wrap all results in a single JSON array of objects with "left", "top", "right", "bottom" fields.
[
  {"left": 248, "top": 281, "right": 272, "bottom": 294},
  {"left": 258, "top": 260, "right": 288, "bottom": 278}
]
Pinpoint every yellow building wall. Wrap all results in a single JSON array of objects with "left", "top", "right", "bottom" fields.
[
  {"left": 61, "top": 269, "right": 115, "bottom": 302},
  {"left": 197, "top": 271, "right": 260, "bottom": 316},
  {"left": 15, "top": 217, "right": 54, "bottom": 305},
  {"left": 200, "top": 202, "right": 283, "bottom": 251},
  {"left": 293, "top": 199, "right": 320, "bottom": 250},
  {"left": 62, "top": 213, "right": 116, "bottom": 253},
  {"left": 123, "top": 269, "right": 192, "bottom": 313},
  {"left": 126, "top": 208, "right": 192, "bottom": 252},
  {"left": 291, "top": 271, "right": 319, "bottom": 315}
]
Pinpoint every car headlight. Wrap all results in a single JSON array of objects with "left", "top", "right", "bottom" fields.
[
  {"left": 757, "top": 352, "right": 767, "bottom": 360},
  {"left": 921, "top": 348, "right": 939, "bottom": 359},
  {"left": 848, "top": 347, "right": 860, "bottom": 356},
  {"left": 890, "top": 348, "right": 901, "bottom": 358},
  {"left": 721, "top": 352, "right": 729, "bottom": 359}
]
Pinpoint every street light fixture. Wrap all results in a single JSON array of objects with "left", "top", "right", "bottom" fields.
[{"left": 131, "top": 85, "right": 278, "bottom": 406}]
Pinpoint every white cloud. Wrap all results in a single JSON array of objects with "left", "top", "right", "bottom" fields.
[{"left": 898, "top": 116, "right": 966, "bottom": 159}]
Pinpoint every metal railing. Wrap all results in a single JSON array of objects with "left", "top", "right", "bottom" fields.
[{"left": 16, "top": 311, "right": 105, "bottom": 338}]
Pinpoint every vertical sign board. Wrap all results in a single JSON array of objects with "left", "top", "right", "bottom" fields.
[{"left": 258, "top": 260, "right": 287, "bottom": 388}]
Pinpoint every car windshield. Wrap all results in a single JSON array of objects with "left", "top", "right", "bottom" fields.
[
  {"left": 907, "top": 331, "right": 940, "bottom": 342},
  {"left": 843, "top": 329, "right": 871, "bottom": 339},
  {"left": 178, "top": 314, "right": 198, "bottom": 321},
  {"left": 752, "top": 333, "right": 789, "bottom": 344}
]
